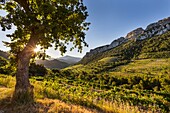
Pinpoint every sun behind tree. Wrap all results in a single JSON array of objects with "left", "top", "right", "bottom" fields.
[{"left": 34, "top": 45, "right": 41, "bottom": 53}]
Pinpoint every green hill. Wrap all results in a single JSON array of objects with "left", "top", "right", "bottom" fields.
[
  {"left": 0, "top": 50, "right": 9, "bottom": 59},
  {"left": 36, "top": 59, "right": 70, "bottom": 69},
  {"left": 57, "top": 31, "right": 170, "bottom": 112},
  {"left": 80, "top": 31, "right": 170, "bottom": 64}
]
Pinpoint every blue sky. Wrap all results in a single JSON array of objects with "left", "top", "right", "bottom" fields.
[{"left": 0, "top": 0, "right": 170, "bottom": 58}]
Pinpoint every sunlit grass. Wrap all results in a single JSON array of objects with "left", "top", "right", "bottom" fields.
[
  {"left": 0, "top": 76, "right": 98, "bottom": 113},
  {"left": 110, "top": 58, "right": 170, "bottom": 76},
  {"left": 63, "top": 64, "right": 84, "bottom": 70},
  {"left": 0, "top": 74, "right": 15, "bottom": 88},
  {"left": 1, "top": 57, "right": 170, "bottom": 113},
  {"left": 99, "top": 57, "right": 117, "bottom": 63},
  {"left": 0, "top": 74, "right": 162, "bottom": 113}
]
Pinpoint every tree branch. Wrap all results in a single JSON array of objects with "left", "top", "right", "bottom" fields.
[{"left": 13, "top": 0, "right": 30, "bottom": 13}]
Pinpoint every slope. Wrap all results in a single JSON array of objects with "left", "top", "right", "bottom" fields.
[
  {"left": 80, "top": 31, "right": 170, "bottom": 64},
  {"left": 57, "top": 55, "right": 81, "bottom": 64},
  {"left": 57, "top": 31, "right": 170, "bottom": 112},
  {"left": 0, "top": 50, "right": 9, "bottom": 59},
  {"left": 36, "top": 59, "right": 70, "bottom": 69},
  {"left": 0, "top": 75, "right": 98, "bottom": 113}
]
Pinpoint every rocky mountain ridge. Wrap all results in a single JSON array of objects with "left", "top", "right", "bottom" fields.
[
  {"left": 0, "top": 50, "right": 79, "bottom": 69},
  {"left": 57, "top": 55, "right": 81, "bottom": 64},
  {"left": 83, "top": 17, "right": 170, "bottom": 59},
  {"left": 125, "top": 27, "right": 144, "bottom": 39},
  {"left": 139, "top": 17, "right": 170, "bottom": 40}
]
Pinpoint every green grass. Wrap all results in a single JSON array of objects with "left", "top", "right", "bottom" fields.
[
  {"left": 98, "top": 57, "right": 117, "bottom": 63},
  {"left": 57, "top": 58, "right": 170, "bottom": 112},
  {"left": 1, "top": 60, "right": 170, "bottom": 112},
  {"left": 110, "top": 58, "right": 170, "bottom": 76}
]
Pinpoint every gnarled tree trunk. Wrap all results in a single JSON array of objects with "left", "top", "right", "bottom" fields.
[{"left": 12, "top": 33, "right": 39, "bottom": 104}]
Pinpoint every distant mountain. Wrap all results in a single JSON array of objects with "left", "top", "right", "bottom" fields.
[
  {"left": 36, "top": 59, "right": 70, "bottom": 69},
  {"left": 0, "top": 50, "right": 79, "bottom": 69},
  {"left": 57, "top": 55, "right": 81, "bottom": 64},
  {"left": 0, "top": 50, "right": 9, "bottom": 59},
  {"left": 35, "top": 55, "right": 81, "bottom": 69}
]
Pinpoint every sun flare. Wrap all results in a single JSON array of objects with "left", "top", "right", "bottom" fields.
[{"left": 34, "top": 45, "right": 41, "bottom": 53}]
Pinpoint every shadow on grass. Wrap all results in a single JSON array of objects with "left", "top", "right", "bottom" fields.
[
  {"left": 0, "top": 96, "right": 105, "bottom": 113},
  {"left": 0, "top": 86, "right": 106, "bottom": 113},
  {"left": 0, "top": 97, "right": 54, "bottom": 113}
]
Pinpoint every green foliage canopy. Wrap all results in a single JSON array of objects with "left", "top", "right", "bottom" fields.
[{"left": 0, "top": 0, "right": 90, "bottom": 56}]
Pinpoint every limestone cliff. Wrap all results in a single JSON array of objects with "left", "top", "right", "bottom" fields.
[
  {"left": 125, "top": 28, "right": 144, "bottom": 39},
  {"left": 82, "top": 17, "right": 170, "bottom": 61},
  {"left": 85, "top": 37, "right": 127, "bottom": 58},
  {"left": 139, "top": 17, "right": 170, "bottom": 40}
]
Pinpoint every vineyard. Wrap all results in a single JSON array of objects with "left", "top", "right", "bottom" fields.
[{"left": 1, "top": 58, "right": 170, "bottom": 112}]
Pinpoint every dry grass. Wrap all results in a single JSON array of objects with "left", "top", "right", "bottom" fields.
[
  {"left": 0, "top": 98, "right": 99, "bottom": 113},
  {"left": 95, "top": 100, "right": 159, "bottom": 113},
  {"left": 0, "top": 75, "right": 15, "bottom": 88},
  {"left": 0, "top": 86, "right": 98, "bottom": 113},
  {"left": 37, "top": 99, "right": 99, "bottom": 113},
  {"left": 0, "top": 86, "right": 162, "bottom": 113},
  {"left": 0, "top": 86, "right": 13, "bottom": 102}
]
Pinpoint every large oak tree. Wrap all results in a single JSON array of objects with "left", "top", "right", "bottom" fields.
[{"left": 0, "top": 0, "right": 89, "bottom": 103}]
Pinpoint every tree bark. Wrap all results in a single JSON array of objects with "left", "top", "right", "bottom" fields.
[{"left": 12, "top": 33, "right": 39, "bottom": 104}]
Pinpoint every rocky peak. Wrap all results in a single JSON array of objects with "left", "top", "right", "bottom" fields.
[
  {"left": 125, "top": 27, "right": 144, "bottom": 39},
  {"left": 158, "top": 17, "right": 170, "bottom": 25},
  {"left": 140, "top": 17, "right": 170, "bottom": 40},
  {"left": 82, "top": 16, "right": 170, "bottom": 61},
  {"left": 145, "top": 20, "right": 170, "bottom": 31},
  {"left": 84, "top": 36, "right": 127, "bottom": 58}
]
